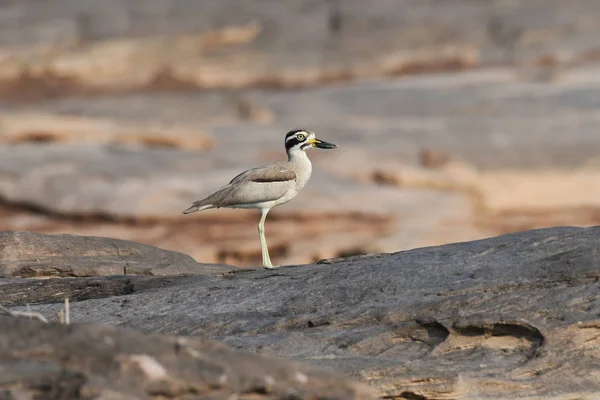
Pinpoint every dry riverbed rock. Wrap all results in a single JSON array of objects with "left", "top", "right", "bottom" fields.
[
  {"left": 0, "top": 231, "right": 234, "bottom": 278},
  {"left": 5, "top": 226, "right": 600, "bottom": 399},
  {"left": 2, "top": 0, "right": 600, "bottom": 94},
  {"left": 0, "top": 317, "right": 374, "bottom": 400},
  {"left": 0, "top": 111, "right": 213, "bottom": 150},
  {"left": 2, "top": 65, "right": 600, "bottom": 266}
]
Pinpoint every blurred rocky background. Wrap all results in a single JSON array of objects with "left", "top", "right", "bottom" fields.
[{"left": 1, "top": 0, "right": 599, "bottom": 267}]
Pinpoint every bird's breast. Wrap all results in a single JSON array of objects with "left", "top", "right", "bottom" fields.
[
  {"left": 288, "top": 151, "right": 313, "bottom": 190},
  {"left": 294, "top": 163, "right": 312, "bottom": 190}
]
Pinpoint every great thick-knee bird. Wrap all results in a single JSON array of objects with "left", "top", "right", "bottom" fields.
[{"left": 182, "top": 129, "right": 337, "bottom": 268}]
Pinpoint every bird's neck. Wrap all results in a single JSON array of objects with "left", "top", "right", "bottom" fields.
[
  {"left": 287, "top": 149, "right": 313, "bottom": 188},
  {"left": 288, "top": 148, "right": 310, "bottom": 163}
]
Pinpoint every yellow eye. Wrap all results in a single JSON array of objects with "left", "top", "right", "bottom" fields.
[{"left": 297, "top": 133, "right": 306, "bottom": 141}]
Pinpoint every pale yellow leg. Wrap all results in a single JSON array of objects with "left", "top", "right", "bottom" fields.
[{"left": 258, "top": 208, "right": 278, "bottom": 269}]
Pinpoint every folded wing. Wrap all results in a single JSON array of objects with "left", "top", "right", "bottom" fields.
[{"left": 187, "top": 163, "right": 297, "bottom": 211}]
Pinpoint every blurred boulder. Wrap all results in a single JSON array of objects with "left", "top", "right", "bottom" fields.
[
  {"left": 0, "top": 231, "right": 234, "bottom": 278},
  {"left": 0, "top": 316, "right": 373, "bottom": 400},
  {"left": 1, "top": 0, "right": 600, "bottom": 94}
]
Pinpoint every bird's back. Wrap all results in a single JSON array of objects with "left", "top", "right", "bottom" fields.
[
  {"left": 229, "top": 161, "right": 295, "bottom": 185},
  {"left": 184, "top": 160, "right": 300, "bottom": 212}
]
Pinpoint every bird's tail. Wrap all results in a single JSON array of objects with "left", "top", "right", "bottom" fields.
[{"left": 182, "top": 202, "right": 214, "bottom": 214}]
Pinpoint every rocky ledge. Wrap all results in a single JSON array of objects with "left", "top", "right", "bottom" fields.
[
  {"left": 0, "top": 317, "right": 373, "bottom": 400},
  {"left": 3, "top": 226, "right": 600, "bottom": 399},
  {"left": 0, "top": 231, "right": 234, "bottom": 278}
]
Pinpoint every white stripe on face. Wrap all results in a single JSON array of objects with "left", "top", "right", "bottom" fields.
[{"left": 286, "top": 130, "right": 309, "bottom": 143}]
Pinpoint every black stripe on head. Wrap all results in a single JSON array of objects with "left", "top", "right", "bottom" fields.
[
  {"left": 284, "top": 129, "right": 309, "bottom": 151},
  {"left": 285, "top": 137, "right": 302, "bottom": 151},
  {"left": 285, "top": 129, "right": 308, "bottom": 141}
]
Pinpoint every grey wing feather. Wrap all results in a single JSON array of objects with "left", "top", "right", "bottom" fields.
[
  {"left": 186, "top": 163, "right": 297, "bottom": 211},
  {"left": 229, "top": 162, "right": 296, "bottom": 184}
]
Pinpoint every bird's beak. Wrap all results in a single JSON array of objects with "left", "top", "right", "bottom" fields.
[{"left": 310, "top": 138, "right": 337, "bottom": 149}]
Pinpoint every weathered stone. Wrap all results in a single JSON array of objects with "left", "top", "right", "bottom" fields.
[
  {"left": 372, "top": 162, "right": 600, "bottom": 214},
  {"left": 0, "top": 231, "right": 234, "bottom": 278},
  {"left": 0, "top": 144, "right": 222, "bottom": 218},
  {"left": 1, "top": 0, "right": 600, "bottom": 94},
  {"left": 1, "top": 65, "right": 600, "bottom": 267},
  {"left": 0, "top": 111, "right": 213, "bottom": 151},
  {"left": 0, "top": 4, "right": 599, "bottom": 268},
  {"left": 13, "top": 66, "right": 600, "bottom": 169},
  {"left": 8, "top": 226, "right": 600, "bottom": 399},
  {"left": 0, "top": 275, "right": 192, "bottom": 307},
  {"left": 0, "top": 316, "right": 374, "bottom": 400}
]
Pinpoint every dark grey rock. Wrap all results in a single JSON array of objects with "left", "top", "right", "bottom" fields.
[
  {"left": 0, "top": 275, "right": 194, "bottom": 307},
  {"left": 0, "top": 316, "right": 374, "bottom": 400},
  {"left": 8, "top": 226, "right": 600, "bottom": 398},
  {"left": 0, "top": 231, "right": 234, "bottom": 278}
]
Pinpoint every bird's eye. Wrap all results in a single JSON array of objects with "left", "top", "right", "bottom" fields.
[{"left": 297, "top": 134, "right": 306, "bottom": 141}]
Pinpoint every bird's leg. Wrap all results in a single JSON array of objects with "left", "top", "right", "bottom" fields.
[{"left": 258, "top": 208, "right": 277, "bottom": 269}]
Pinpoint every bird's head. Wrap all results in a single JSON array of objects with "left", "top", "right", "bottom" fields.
[{"left": 284, "top": 129, "right": 337, "bottom": 157}]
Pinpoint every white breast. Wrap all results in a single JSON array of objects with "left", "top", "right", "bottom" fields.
[{"left": 290, "top": 151, "right": 313, "bottom": 190}]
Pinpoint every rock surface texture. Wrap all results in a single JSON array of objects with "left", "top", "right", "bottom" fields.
[
  {"left": 0, "top": 1, "right": 598, "bottom": 398},
  {"left": 0, "top": 231, "right": 234, "bottom": 277},
  {"left": 2, "top": 0, "right": 600, "bottom": 93},
  {"left": 6, "top": 226, "right": 600, "bottom": 399},
  {"left": 0, "top": 1, "right": 599, "bottom": 266},
  {"left": 0, "top": 317, "right": 374, "bottom": 400},
  {"left": 3, "top": 67, "right": 600, "bottom": 266}
]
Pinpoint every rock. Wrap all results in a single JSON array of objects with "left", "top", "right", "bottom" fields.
[
  {"left": 372, "top": 162, "right": 600, "bottom": 214},
  {"left": 1, "top": 51, "right": 600, "bottom": 267},
  {"left": 7, "top": 66, "right": 600, "bottom": 170},
  {"left": 0, "top": 275, "right": 193, "bottom": 307},
  {"left": 0, "top": 111, "right": 213, "bottom": 151},
  {"left": 2, "top": 0, "right": 600, "bottom": 94},
  {"left": 0, "top": 144, "right": 224, "bottom": 219},
  {"left": 7, "top": 226, "right": 600, "bottom": 399},
  {"left": 236, "top": 67, "right": 600, "bottom": 171},
  {"left": 0, "top": 231, "right": 234, "bottom": 278},
  {"left": 0, "top": 316, "right": 374, "bottom": 400},
  {"left": 472, "top": 168, "right": 600, "bottom": 213}
]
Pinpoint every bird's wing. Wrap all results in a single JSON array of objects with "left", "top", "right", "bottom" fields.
[
  {"left": 191, "top": 163, "right": 297, "bottom": 209},
  {"left": 229, "top": 162, "right": 297, "bottom": 184}
]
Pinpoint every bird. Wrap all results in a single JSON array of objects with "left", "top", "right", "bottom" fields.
[{"left": 182, "top": 129, "right": 337, "bottom": 269}]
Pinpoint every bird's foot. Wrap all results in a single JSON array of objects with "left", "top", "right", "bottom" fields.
[{"left": 263, "top": 264, "right": 280, "bottom": 270}]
